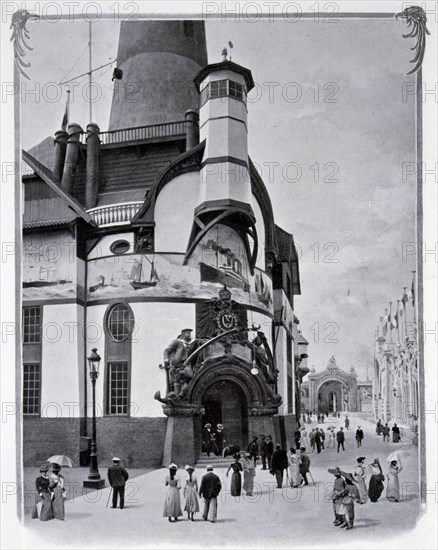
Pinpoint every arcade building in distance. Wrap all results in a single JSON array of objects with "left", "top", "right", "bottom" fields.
[{"left": 21, "top": 20, "right": 308, "bottom": 468}]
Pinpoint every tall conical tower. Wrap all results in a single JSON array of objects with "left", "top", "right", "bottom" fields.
[{"left": 109, "top": 20, "right": 207, "bottom": 130}]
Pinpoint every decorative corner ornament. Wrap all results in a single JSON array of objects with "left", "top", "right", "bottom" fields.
[
  {"left": 10, "top": 10, "right": 40, "bottom": 80},
  {"left": 396, "top": 6, "right": 430, "bottom": 75}
]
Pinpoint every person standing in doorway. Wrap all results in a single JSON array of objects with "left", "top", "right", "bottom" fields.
[
  {"left": 266, "top": 435, "right": 274, "bottom": 470},
  {"left": 199, "top": 466, "right": 222, "bottom": 523},
  {"left": 108, "top": 457, "right": 129, "bottom": 510},
  {"left": 336, "top": 427, "right": 346, "bottom": 452},
  {"left": 247, "top": 436, "right": 259, "bottom": 467}
]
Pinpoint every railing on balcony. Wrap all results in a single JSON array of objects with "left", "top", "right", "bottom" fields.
[
  {"left": 87, "top": 201, "right": 143, "bottom": 227},
  {"left": 95, "top": 120, "right": 187, "bottom": 146}
]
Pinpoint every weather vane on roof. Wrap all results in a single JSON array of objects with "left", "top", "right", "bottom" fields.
[{"left": 222, "top": 41, "right": 234, "bottom": 62}]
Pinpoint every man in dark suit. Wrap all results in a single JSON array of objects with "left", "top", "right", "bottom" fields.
[
  {"left": 107, "top": 457, "right": 129, "bottom": 509},
  {"left": 260, "top": 435, "right": 268, "bottom": 470},
  {"left": 199, "top": 465, "right": 222, "bottom": 523},
  {"left": 336, "top": 428, "right": 346, "bottom": 452},
  {"left": 247, "top": 436, "right": 259, "bottom": 467},
  {"left": 299, "top": 447, "right": 311, "bottom": 486},
  {"left": 271, "top": 444, "right": 288, "bottom": 488}
]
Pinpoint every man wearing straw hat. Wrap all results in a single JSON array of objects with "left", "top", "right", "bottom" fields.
[{"left": 107, "top": 457, "right": 129, "bottom": 509}]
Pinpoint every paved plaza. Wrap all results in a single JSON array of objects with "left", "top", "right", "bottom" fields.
[{"left": 20, "top": 413, "right": 429, "bottom": 549}]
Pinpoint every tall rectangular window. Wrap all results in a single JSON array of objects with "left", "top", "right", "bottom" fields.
[
  {"left": 23, "top": 306, "right": 41, "bottom": 344},
  {"left": 107, "top": 362, "right": 129, "bottom": 415},
  {"left": 23, "top": 363, "right": 40, "bottom": 415}
]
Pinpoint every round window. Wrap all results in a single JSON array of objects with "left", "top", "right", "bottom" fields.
[
  {"left": 106, "top": 304, "right": 134, "bottom": 342},
  {"left": 110, "top": 240, "right": 130, "bottom": 255}
]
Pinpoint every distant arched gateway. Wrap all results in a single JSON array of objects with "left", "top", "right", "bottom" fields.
[{"left": 301, "top": 357, "right": 359, "bottom": 414}]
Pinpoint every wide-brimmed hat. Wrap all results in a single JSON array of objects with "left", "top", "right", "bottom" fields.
[
  {"left": 204, "top": 423, "right": 212, "bottom": 428},
  {"left": 185, "top": 465, "right": 195, "bottom": 471},
  {"left": 245, "top": 452, "right": 251, "bottom": 458},
  {"left": 357, "top": 457, "right": 366, "bottom": 463},
  {"left": 112, "top": 457, "right": 120, "bottom": 462},
  {"left": 181, "top": 328, "right": 193, "bottom": 333},
  {"left": 341, "top": 471, "right": 356, "bottom": 484},
  {"left": 51, "top": 462, "right": 61, "bottom": 471},
  {"left": 168, "top": 463, "right": 178, "bottom": 470},
  {"left": 39, "top": 464, "right": 49, "bottom": 473},
  {"left": 216, "top": 424, "right": 224, "bottom": 430},
  {"left": 206, "top": 465, "right": 213, "bottom": 471},
  {"left": 328, "top": 467, "right": 342, "bottom": 476}
]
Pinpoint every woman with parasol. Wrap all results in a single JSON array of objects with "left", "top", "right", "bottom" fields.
[{"left": 386, "top": 452, "right": 403, "bottom": 502}]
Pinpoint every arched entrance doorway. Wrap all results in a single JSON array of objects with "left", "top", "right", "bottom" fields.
[
  {"left": 318, "top": 380, "right": 343, "bottom": 414},
  {"left": 202, "top": 380, "right": 248, "bottom": 449}
]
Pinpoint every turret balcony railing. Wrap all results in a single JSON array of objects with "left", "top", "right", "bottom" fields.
[
  {"left": 87, "top": 201, "right": 143, "bottom": 227},
  {"left": 95, "top": 120, "right": 187, "bottom": 145}
]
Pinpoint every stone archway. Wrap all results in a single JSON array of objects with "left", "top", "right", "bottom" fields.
[
  {"left": 317, "top": 380, "right": 343, "bottom": 414},
  {"left": 201, "top": 380, "right": 248, "bottom": 449}
]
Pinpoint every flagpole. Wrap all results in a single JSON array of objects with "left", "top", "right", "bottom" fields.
[{"left": 88, "top": 21, "right": 92, "bottom": 123}]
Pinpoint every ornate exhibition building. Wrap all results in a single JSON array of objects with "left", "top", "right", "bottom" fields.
[{"left": 21, "top": 20, "right": 308, "bottom": 467}]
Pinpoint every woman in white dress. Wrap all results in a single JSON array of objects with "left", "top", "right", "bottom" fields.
[
  {"left": 386, "top": 459, "right": 402, "bottom": 502},
  {"left": 163, "top": 464, "right": 183, "bottom": 522},
  {"left": 287, "top": 448, "right": 302, "bottom": 488},
  {"left": 300, "top": 428, "right": 310, "bottom": 450},
  {"left": 183, "top": 465, "right": 199, "bottom": 521},
  {"left": 242, "top": 454, "right": 256, "bottom": 496},
  {"left": 352, "top": 457, "right": 368, "bottom": 504}
]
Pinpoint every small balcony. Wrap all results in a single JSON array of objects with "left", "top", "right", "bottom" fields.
[
  {"left": 87, "top": 201, "right": 143, "bottom": 227},
  {"left": 98, "top": 120, "right": 187, "bottom": 146}
]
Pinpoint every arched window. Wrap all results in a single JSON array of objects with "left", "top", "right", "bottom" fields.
[
  {"left": 106, "top": 303, "right": 134, "bottom": 342},
  {"left": 104, "top": 303, "right": 134, "bottom": 416}
]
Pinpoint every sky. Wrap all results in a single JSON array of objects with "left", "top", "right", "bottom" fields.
[{"left": 19, "top": 14, "right": 418, "bottom": 380}]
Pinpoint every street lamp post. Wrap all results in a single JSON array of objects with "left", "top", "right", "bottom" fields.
[{"left": 83, "top": 348, "right": 106, "bottom": 489}]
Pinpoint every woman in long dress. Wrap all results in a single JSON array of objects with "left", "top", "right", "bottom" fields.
[
  {"left": 35, "top": 464, "right": 54, "bottom": 521},
  {"left": 183, "top": 465, "right": 199, "bottom": 520},
  {"left": 352, "top": 457, "right": 368, "bottom": 504},
  {"left": 242, "top": 453, "right": 256, "bottom": 496},
  {"left": 163, "top": 464, "right": 183, "bottom": 522},
  {"left": 49, "top": 463, "right": 66, "bottom": 520},
  {"left": 287, "top": 448, "right": 302, "bottom": 488},
  {"left": 386, "top": 459, "right": 402, "bottom": 502},
  {"left": 300, "top": 428, "right": 310, "bottom": 450},
  {"left": 368, "top": 458, "right": 385, "bottom": 502},
  {"left": 226, "top": 454, "right": 243, "bottom": 497}
]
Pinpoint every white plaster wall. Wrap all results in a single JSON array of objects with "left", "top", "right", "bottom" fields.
[
  {"left": 199, "top": 162, "right": 252, "bottom": 205},
  {"left": 88, "top": 232, "right": 135, "bottom": 260},
  {"left": 41, "top": 304, "right": 84, "bottom": 418},
  {"left": 202, "top": 117, "right": 248, "bottom": 162},
  {"left": 154, "top": 172, "right": 198, "bottom": 252},
  {"left": 251, "top": 197, "right": 266, "bottom": 270},
  {"left": 130, "top": 302, "right": 196, "bottom": 417},
  {"left": 85, "top": 305, "right": 107, "bottom": 417}
]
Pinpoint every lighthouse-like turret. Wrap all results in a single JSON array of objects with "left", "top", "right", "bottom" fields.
[
  {"left": 109, "top": 20, "right": 207, "bottom": 130},
  {"left": 193, "top": 51, "right": 255, "bottom": 214}
]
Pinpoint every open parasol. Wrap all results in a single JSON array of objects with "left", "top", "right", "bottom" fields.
[
  {"left": 46, "top": 454, "right": 74, "bottom": 468},
  {"left": 386, "top": 451, "right": 404, "bottom": 463}
]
